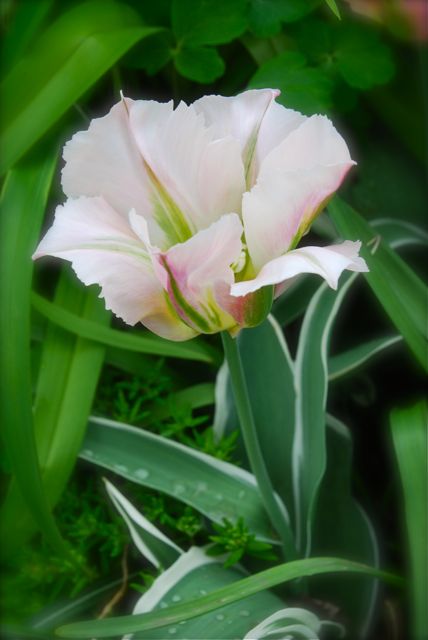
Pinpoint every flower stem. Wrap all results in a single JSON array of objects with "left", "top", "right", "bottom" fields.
[{"left": 221, "top": 331, "right": 296, "bottom": 560}]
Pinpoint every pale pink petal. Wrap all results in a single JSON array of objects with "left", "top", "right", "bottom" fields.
[
  {"left": 155, "top": 214, "right": 244, "bottom": 333},
  {"left": 33, "top": 197, "right": 195, "bottom": 340},
  {"left": 128, "top": 100, "right": 245, "bottom": 235},
  {"left": 231, "top": 241, "right": 368, "bottom": 297},
  {"left": 243, "top": 115, "right": 355, "bottom": 270},
  {"left": 61, "top": 102, "right": 153, "bottom": 222}
]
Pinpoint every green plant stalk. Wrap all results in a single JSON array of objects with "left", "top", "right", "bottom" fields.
[{"left": 221, "top": 331, "right": 296, "bottom": 560}]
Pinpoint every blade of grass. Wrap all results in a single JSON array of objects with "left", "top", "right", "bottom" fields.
[
  {"left": 32, "top": 292, "right": 220, "bottom": 365},
  {"left": 56, "top": 556, "right": 401, "bottom": 638},
  {"left": 0, "top": 1, "right": 160, "bottom": 173},
  {"left": 390, "top": 400, "right": 428, "bottom": 640},
  {"left": 328, "top": 334, "right": 403, "bottom": 381},
  {"left": 0, "top": 270, "right": 109, "bottom": 556},
  {"left": 328, "top": 197, "right": 428, "bottom": 371},
  {"left": 0, "top": 150, "right": 66, "bottom": 553}
]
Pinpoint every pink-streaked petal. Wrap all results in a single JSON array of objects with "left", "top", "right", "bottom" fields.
[
  {"left": 244, "top": 115, "right": 355, "bottom": 270},
  {"left": 231, "top": 241, "right": 368, "bottom": 297},
  {"left": 33, "top": 197, "right": 195, "bottom": 340},
  {"left": 128, "top": 99, "right": 245, "bottom": 235},
  {"left": 157, "top": 214, "right": 244, "bottom": 333}
]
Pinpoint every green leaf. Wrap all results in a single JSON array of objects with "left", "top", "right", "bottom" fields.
[
  {"left": 0, "top": 0, "right": 160, "bottom": 174},
  {"left": 124, "top": 31, "right": 173, "bottom": 75},
  {"left": 248, "top": 0, "right": 319, "bottom": 38},
  {"left": 312, "top": 415, "right": 379, "bottom": 635},
  {"left": 334, "top": 24, "right": 395, "bottom": 89},
  {"left": 272, "top": 277, "right": 319, "bottom": 326},
  {"left": 104, "top": 479, "right": 182, "bottom": 569},
  {"left": 249, "top": 51, "right": 333, "bottom": 114},
  {"left": 81, "top": 416, "right": 276, "bottom": 543},
  {"left": 293, "top": 274, "right": 357, "bottom": 555},
  {"left": 1, "top": 270, "right": 109, "bottom": 555},
  {"left": 390, "top": 400, "right": 428, "bottom": 640},
  {"left": 57, "top": 556, "right": 401, "bottom": 637},
  {"left": 174, "top": 45, "right": 225, "bottom": 82},
  {"left": 0, "top": 0, "right": 53, "bottom": 71},
  {"left": 172, "top": 0, "right": 247, "bottom": 46},
  {"left": 372, "top": 218, "right": 428, "bottom": 250},
  {"left": 32, "top": 291, "right": 220, "bottom": 364},
  {"left": 0, "top": 150, "right": 65, "bottom": 554},
  {"left": 297, "top": 20, "right": 394, "bottom": 90},
  {"left": 329, "top": 334, "right": 403, "bottom": 381},
  {"left": 122, "top": 547, "right": 286, "bottom": 639},
  {"left": 141, "top": 383, "right": 215, "bottom": 427},
  {"left": 328, "top": 197, "right": 428, "bottom": 372},
  {"left": 215, "top": 317, "right": 296, "bottom": 530},
  {"left": 323, "top": 0, "right": 341, "bottom": 18},
  {"left": 345, "top": 142, "right": 428, "bottom": 226}
]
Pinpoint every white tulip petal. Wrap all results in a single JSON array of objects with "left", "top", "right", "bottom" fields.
[
  {"left": 244, "top": 115, "right": 355, "bottom": 270},
  {"left": 61, "top": 101, "right": 152, "bottom": 222},
  {"left": 33, "top": 197, "right": 195, "bottom": 340},
  {"left": 194, "top": 88, "right": 281, "bottom": 183},
  {"left": 128, "top": 99, "right": 245, "bottom": 236},
  {"left": 231, "top": 241, "right": 368, "bottom": 297},
  {"left": 158, "top": 214, "right": 244, "bottom": 333},
  {"left": 255, "top": 100, "right": 306, "bottom": 170}
]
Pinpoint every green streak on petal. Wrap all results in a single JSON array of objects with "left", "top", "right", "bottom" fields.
[
  {"left": 161, "top": 257, "right": 211, "bottom": 333},
  {"left": 243, "top": 285, "right": 274, "bottom": 327},
  {"left": 243, "top": 96, "right": 274, "bottom": 189},
  {"left": 51, "top": 241, "right": 150, "bottom": 262},
  {"left": 145, "top": 162, "right": 194, "bottom": 246},
  {"left": 289, "top": 195, "right": 333, "bottom": 251}
]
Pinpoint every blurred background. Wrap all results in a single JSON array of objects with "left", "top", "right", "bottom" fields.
[{"left": 0, "top": 1, "right": 427, "bottom": 638}]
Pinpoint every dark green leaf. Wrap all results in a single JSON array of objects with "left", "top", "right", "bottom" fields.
[
  {"left": 124, "top": 31, "right": 173, "bottom": 75},
  {"left": 329, "top": 335, "right": 403, "bottom": 380},
  {"left": 328, "top": 197, "right": 428, "bottom": 371},
  {"left": 0, "top": 1, "right": 159, "bottom": 174},
  {"left": 32, "top": 291, "right": 220, "bottom": 364},
  {"left": 215, "top": 318, "right": 296, "bottom": 530},
  {"left": 312, "top": 415, "right": 379, "bottom": 635},
  {"left": 297, "top": 20, "right": 394, "bottom": 90},
  {"left": 248, "top": 0, "right": 319, "bottom": 38},
  {"left": 249, "top": 51, "right": 333, "bottom": 114},
  {"left": 81, "top": 416, "right": 276, "bottom": 543},
  {"left": 324, "top": 0, "right": 341, "bottom": 18},
  {"left": 0, "top": 150, "right": 65, "bottom": 554},
  {"left": 335, "top": 24, "right": 395, "bottom": 89},
  {"left": 1, "top": 0, "right": 53, "bottom": 71},
  {"left": 172, "top": 0, "right": 247, "bottom": 46},
  {"left": 390, "top": 400, "right": 428, "bottom": 640},
  {"left": 57, "top": 556, "right": 401, "bottom": 637},
  {"left": 174, "top": 45, "right": 225, "bottom": 83},
  {"left": 272, "top": 277, "right": 319, "bottom": 326},
  {"left": 293, "top": 274, "right": 356, "bottom": 554},
  {"left": 1, "top": 270, "right": 109, "bottom": 556}
]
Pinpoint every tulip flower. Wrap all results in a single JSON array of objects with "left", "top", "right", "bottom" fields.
[{"left": 33, "top": 89, "right": 368, "bottom": 341}]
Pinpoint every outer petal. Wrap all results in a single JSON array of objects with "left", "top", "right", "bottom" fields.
[
  {"left": 128, "top": 99, "right": 246, "bottom": 236},
  {"left": 230, "top": 241, "right": 368, "bottom": 297},
  {"left": 243, "top": 115, "right": 355, "bottom": 270},
  {"left": 61, "top": 102, "right": 153, "bottom": 222},
  {"left": 33, "top": 197, "right": 195, "bottom": 341},
  {"left": 153, "top": 214, "right": 244, "bottom": 334}
]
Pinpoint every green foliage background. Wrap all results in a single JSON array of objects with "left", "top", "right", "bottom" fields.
[{"left": 0, "top": 1, "right": 427, "bottom": 638}]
